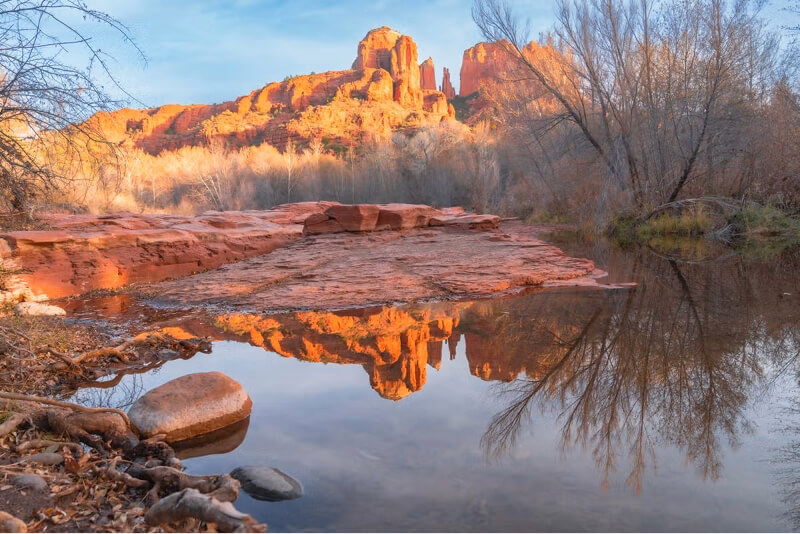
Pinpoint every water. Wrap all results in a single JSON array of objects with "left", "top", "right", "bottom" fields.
[{"left": 67, "top": 239, "right": 800, "bottom": 532}]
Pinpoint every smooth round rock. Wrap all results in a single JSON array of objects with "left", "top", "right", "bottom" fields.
[
  {"left": 13, "top": 474, "right": 48, "bottom": 492},
  {"left": 128, "top": 372, "right": 252, "bottom": 443},
  {"left": 230, "top": 466, "right": 303, "bottom": 502},
  {"left": 14, "top": 301, "right": 66, "bottom": 316}
]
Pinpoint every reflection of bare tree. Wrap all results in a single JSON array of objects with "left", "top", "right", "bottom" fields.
[
  {"left": 477, "top": 248, "right": 800, "bottom": 492},
  {"left": 70, "top": 374, "right": 146, "bottom": 410}
]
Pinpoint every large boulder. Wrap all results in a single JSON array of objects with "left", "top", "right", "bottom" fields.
[
  {"left": 128, "top": 372, "right": 252, "bottom": 443},
  {"left": 230, "top": 466, "right": 303, "bottom": 502}
]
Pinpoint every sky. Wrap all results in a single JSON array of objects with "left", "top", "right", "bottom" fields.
[{"left": 85, "top": 0, "right": 794, "bottom": 109}]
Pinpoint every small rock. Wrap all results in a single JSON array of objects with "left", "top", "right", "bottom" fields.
[
  {"left": 22, "top": 452, "right": 63, "bottom": 466},
  {"left": 0, "top": 511, "right": 27, "bottom": 532},
  {"left": 230, "top": 466, "right": 303, "bottom": 501},
  {"left": 13, "top": 474, "right": 48, "bottom": 492},
  {"left": 13, "top": 301, "right": 66, "bottom": 317}
]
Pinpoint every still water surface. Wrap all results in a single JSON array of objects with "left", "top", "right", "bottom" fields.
[{"left": 69, "top": 239, "right": 800, "bottom": 532}]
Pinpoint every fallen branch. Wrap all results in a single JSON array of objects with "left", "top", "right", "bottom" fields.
[{"left": 145, "top": 488, "right": 266, "bottom": 533}]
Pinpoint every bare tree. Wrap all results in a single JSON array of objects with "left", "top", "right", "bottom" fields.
[
  {"left": 473, "top": 0, "right": 785, "bottom": 217},
  {"left": 0, "top": 0, "right": 143, "bottom": 214}
]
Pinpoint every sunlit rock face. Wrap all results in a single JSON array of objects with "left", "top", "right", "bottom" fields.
[
  {"left": 460, "top": 41, "right": 514, "bottom": 97},
  {"left": 353, "top": 26, "right": 423, "bottom": 108},
  {"left": 419, "top": 57, "right": 436, "bottom": 90},
  {"left": 86, "top": 27, "right": 452, "bottom": 155}
]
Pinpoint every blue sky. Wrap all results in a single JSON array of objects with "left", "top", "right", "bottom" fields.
[{"left": 87, "top": 0, "right": 793, "bottom": 109}]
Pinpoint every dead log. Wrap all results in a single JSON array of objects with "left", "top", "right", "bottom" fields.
[{"left": 145, "top": 488, "right": 265, "bottom": 533}]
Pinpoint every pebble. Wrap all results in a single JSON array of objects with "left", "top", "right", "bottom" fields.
[
  {"left": 13, "top": 474, "right": 48, "bottom": 492},
  {"left": 23, "top": 452, "right": 64, "bottom": 465}
]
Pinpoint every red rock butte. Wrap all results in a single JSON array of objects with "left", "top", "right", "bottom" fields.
[{"left": 88, "top": 26, "right": 455, "bottom": 155}]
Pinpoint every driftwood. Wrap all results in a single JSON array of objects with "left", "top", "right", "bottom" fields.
[{"left": 145, "top": 488, "right": 266, "bottom": 533}]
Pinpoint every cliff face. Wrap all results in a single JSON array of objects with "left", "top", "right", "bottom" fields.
[
  {"left": 419, "top": 57, "right": 436, "bottom": 90},
  {"left": 89, "top": 26, "right": 452, "bottom": 155},
  {"left": 459, "top": 41, "right": 513, "bottom": 97}
]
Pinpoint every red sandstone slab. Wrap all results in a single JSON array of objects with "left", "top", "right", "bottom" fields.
[
  {"left": 375, "top": 204, "right": 439, "bottom": 230},
  {"left": 325, "top": 204, "right": 381, "bottom": 232}
]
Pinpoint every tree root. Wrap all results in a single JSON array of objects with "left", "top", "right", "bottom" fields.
[
  {"left": 128, "top": 464, "right": 240, "bottom": 503},
  {"left": 0, "top": 412, "right": 27, "bottom": 437},
  {"left": 145, "top": 488, "right": 266, "bottom": 533},
  {"left": 0, "top": 391, "right": 131, "bottom": 427},
  {"left": 99, "top": 457, "right": 149, "bottom": 489},
  {"left": 16, "top": 439, "right": 83, "bottom": 455}
]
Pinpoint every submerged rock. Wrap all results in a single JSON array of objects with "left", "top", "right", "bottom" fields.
[
  {"left": 13, "top": 474, "right": 48, "bottom": 492},
  {"left": 128, "top": 372, "right": 252, "bottom": 443},
  {"left": 230, "top": 466, "right": 303, "bottom": 501},
  {"left": 14, "top": 302, "right": 66, "bottom": 317}
]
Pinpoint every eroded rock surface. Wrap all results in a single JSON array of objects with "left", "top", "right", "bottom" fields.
[
  {"left": 142, "top": 220, "right": 601, "bottom": 313},
  {"left": 128, "top": 372, "right": 252, "bottom": 443},
  {"left": 2, "top": 203, "right": 603, "bottom": 313}
]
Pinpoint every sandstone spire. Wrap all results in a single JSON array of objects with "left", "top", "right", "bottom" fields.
[
  {"left": 419, "top": 57, "right": 436, "bottom": 90},
  {"left": 440, "top": 67, "right": 455, "bottom": 99}
]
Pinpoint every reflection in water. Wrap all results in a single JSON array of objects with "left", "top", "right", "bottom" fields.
[
  {"left": 206, "top": 248, "right": 800, "bottom": 492},
  {"left": 476, "top": 249, "right": 800, "bottom": 494},
  {"left": 66, "top": 243, "right": 800, "bottom": 531}
]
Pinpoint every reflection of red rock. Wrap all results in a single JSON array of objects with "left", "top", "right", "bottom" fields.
[
  {"left": 419, "top": 57, "right": 436, "bottom": 90},
  {"left": 217, "top": 306, "right": 463, "bottom": 400}
]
